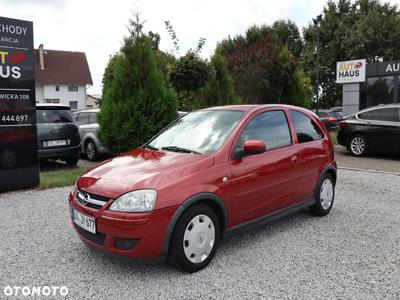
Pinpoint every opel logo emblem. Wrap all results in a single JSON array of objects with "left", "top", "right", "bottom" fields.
[{"left": 82, "top": 194, "right": 90, "bottom": 206}]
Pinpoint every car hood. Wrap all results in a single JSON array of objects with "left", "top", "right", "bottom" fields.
[{"left": 77, "top": 148, "right": 213, "bottom": 199}]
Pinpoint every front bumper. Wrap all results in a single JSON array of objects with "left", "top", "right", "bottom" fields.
[
  {"left": 39, "top": 144, "right": 81, "bottom": 159},
  {"left": 68, "top": 189, "right": 178, "bottom": 259}
]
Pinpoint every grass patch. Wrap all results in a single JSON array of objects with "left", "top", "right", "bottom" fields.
[
  {"left": 39, "top": 167, "right": 88, "bottom": 190},
  {"left": 330, "top": 130, "right": 338, "bottom": 145}
]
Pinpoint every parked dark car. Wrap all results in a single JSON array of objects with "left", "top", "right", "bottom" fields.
[
  {"left": 69, "top": 104, "right": 336, "bottom": 272},
  {"left": 37, "top": 104, "right": 81, "bottom": 166},
  {"left": 337, "top": 104, "right": 400, "bottom": 156},
  {"left": 315, "top": 109, "right": 340, "bottom": 131}
]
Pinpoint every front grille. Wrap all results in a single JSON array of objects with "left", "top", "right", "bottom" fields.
[
  {"left": 75, "top": 224, "right": 106, "bottom": 245},
  {"left": 77, "top": 189, "right": 109, "bottom": 209}
]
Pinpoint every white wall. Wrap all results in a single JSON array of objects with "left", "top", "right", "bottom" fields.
[
  {"left": 35, "top": 86, "right": 44, "bottom": 103},
  {"left": 35, "top": 84, "right": 87, "bottom": 110}
]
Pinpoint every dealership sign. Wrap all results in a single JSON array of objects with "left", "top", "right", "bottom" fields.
[
  {"left": 0, "top": 16, "right": 39, "bottom": 191},
  {"left": 336, "top": 59, "right": 366, "bottom": 84}
]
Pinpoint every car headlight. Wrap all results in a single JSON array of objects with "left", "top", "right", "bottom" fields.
[{"left": 109, "top": 189, "right": 157, "bottom": 212}]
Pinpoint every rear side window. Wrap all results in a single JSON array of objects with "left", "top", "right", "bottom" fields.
[
  {"left": 88, "top": 113, "right": 97, "bottom": 124},
  {"left": 290, "top": 110, "right": 324, "bottom": 143},
  {"left": 76, "top": 112, "right": 89, "bottom": 125},
  {"left": 358, "top": 108, "right": 399, "bottom": 122},
  {"left": 237, "top": 110, "right": 292, "bottom": 151},
  {"left": 36, "top": 109, "right": 74, "bottom": 124}
]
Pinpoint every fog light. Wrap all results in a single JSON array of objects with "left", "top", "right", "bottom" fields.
[{"left": 115, "top": 238, "right": 139, "bottom": 251}]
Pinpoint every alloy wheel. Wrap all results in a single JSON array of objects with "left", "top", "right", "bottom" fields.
[
  {"left": 350, "top": 136, "right": 365, "bottom": 155},
  {"left": 86, "top": 142, "right": 96, "bottom": 160}
]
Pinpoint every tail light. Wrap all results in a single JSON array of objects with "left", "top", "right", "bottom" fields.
[
  {"left": 326, "top": 117, "right": 337, "bottom": 123},
  {"left": 339, "top": 121, "right": 347, "bottom": 129}
]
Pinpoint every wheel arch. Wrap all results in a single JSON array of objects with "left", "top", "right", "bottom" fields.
[
  {"left": 162, "top": 192, "right": 228, "bottom": 257},
  {"left": 82, "top": 134, "right": 99, "bottom": 154},
  {"left": 314, "top": 164, "right": 337, "bottom": 198}
]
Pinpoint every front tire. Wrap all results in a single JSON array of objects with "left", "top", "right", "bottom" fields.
[
  {"left": 168, "top": 204, "right": 220, "bottom": 273},
  {"left": 349, "top": 134, "right": 368, "bottom": 157},
  {"left": 310, "top": 174, "right": 335, "bottom": 216}
]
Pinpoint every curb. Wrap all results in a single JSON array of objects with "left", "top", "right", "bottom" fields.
[{"left": 338, "top": 166, "right": 400, "bottom": 176}]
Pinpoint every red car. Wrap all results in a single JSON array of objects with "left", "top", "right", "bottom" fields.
[{"left": 69, "top": 105, "right": 336, "bottom": 272}]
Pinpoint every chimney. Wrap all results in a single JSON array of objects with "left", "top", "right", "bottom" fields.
[{"left": 39, "top": 44, "right": 45, "bottom": 70}]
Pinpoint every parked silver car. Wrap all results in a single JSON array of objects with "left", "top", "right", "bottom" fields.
[{"left": 72, "top": 109, "right": 108, "bottom": 161}]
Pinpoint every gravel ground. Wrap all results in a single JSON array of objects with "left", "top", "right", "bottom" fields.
[{"left": 0, "top": 169, "right": 399, "bottom": 299}]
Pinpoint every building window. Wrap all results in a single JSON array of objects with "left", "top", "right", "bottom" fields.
[
  {"left": 55, "top": 85, "right": 59, "bottom": 91},
  {"left": 68, "top": 86, "right": 78, "bottom": 92},
  {"left": 45, "top": 99, "right": 60, "bottom": 104},
  {"left": 69, "top": 101, "right": 78, "bottom": 110}
]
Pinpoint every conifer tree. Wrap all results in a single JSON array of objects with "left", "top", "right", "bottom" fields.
[
  {"left": 203, "top": 51, "right": 242, "bottom": 107},
  {"left": 98, "top": 14, "right": 178, "bottom": 154}
]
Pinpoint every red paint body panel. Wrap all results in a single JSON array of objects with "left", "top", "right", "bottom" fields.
[{"left": 70, "top": 104, "right": 336, "bottom": 259}]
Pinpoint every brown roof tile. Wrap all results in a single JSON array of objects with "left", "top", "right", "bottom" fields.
[{"left": 34, "top": 49, "right": 93, "bottom": 86}]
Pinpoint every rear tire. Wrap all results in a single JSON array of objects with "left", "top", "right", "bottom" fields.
[
  {"left": 65, "top": 156, "right": 79, "bottom": 167},
  {"left": 85, "top": 139, "right": 98, "bottom": 161},
  {"left": 310, "top": 174, "right": 335, "bottom": 216},
  {"left": 168, "top": 204, "right": 220, "bottom": 273},
  {"left": 349, "top": 134, "right": 368, "bottom": 157}
]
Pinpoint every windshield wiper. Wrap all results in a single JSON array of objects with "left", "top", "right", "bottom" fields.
[
  {"left": 142, "top": 145, "right": 159, "bottom": 151},
  {"left": 161, "top": 146, "right": 201, "bottom": 155}
]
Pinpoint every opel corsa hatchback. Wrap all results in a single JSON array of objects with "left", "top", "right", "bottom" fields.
[{"left": 69, "top": 105, "right": 337, "bottom": 272}]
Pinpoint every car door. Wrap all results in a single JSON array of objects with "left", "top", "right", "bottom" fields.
[
  {"left": 229, "top": 109, "right": 301, "bottom": 226},
  {"left": 358, "top": 107, "right": 400, "bottom": 153},
  {"left": 289, "top": 110, "right": 327, "bottom": 202}
]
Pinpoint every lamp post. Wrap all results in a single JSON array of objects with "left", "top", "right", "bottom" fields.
[{"left": 313, "top": 14, "right": 322, "bottom": 114}]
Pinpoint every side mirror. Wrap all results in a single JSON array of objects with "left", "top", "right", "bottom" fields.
[{"left": 243, "top": 140, "right": 266, "bottom": 155}]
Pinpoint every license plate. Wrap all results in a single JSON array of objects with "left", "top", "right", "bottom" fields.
[
  {"left": 43, "top": 139, "right": 67, "bottom": 147},
  {"left": 72, "top": 208, "right": 96, "bottom": 234}
]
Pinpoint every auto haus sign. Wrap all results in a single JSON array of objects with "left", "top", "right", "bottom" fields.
[
  {"left": 0, "top": 16, "right": 39, "bottom": 191},
  {"left": 336, "top": 59, "right": 366, "bottom": 84}
]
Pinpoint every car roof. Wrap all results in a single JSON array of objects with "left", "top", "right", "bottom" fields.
[
  {"left": 72, "top": 108, "right": 100, "bottom": 114},
  {"left": 202, "top": 104, "right": 311, "bottom": 114},
  {"left": 357, "top": 103, "right": 400, "bottom": 114},
  {"left": 36, "top": 103, "right": 70, "bottom": 109}
]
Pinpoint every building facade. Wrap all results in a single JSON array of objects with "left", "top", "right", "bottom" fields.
[
  {"left": 86, "top": 94, "right": 100, "bottom": 108},
  {"left": 34, "top": 44, "right": 92, "bottom": 110},
  {"left": 338, "top": 59, "right": 400, "bottom": 116}
]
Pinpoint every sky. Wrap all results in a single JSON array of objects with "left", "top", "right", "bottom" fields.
[{"left": 1, "top": 0, "right": 400, "bottom": 95}]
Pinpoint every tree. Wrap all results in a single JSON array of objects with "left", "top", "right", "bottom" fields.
[
  {"left": 302, "top": 0, "right": 400, "bottom": 108},
  {"left": 202, "top": 51, "right": 242, "bottom": 107},
  {"left": 272, "top": 19, "right": 303, "bottom": 58},
  {"left": 170, "top": 52, "right": 212, "bottom": 94},
  {"left": 98, "top": 13, "right": 178, "bottom": 154},
  {"left": 217, "top": 25, "right": 312, "bottom": 106},
  {"left": 165, "top": 21, "right": 213, "bottom": 110}
]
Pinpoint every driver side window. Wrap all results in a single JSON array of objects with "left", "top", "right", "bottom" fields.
[{"left": 235, "top": 110, "right": 292, "bottom": 154}]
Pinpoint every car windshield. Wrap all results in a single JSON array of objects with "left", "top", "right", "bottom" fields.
[
  {"left": 148, "top": 110, "right": 244, "bottom": 154},
  {"left": 36, "top": 108, "right": 74, "bottom": 124}
]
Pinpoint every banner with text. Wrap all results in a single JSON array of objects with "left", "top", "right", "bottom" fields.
[{"left": 0, "top": 16, "right": 39, "bottom": 190}]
